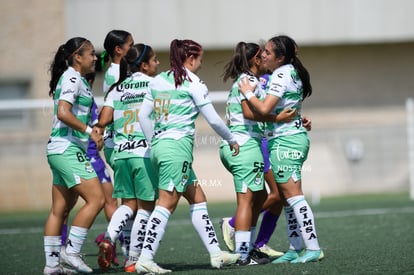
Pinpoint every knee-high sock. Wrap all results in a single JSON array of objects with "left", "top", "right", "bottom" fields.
[
  {"left": 121, "top": 218, "right": 134, "bottom": 256},
  {"left": 284, "top": 206, "right": 303, "bottom": 251},
  {"left": 106, "top": 205, "right": 134, "bottom": 243},
  {"left": 229, "top": 215, "right": 236, "bottom": 228},
  {"left": 139, "top": 206, "right": 170, "bottom": 261},
  {"left": 66, "top": 226, "right": 88, "bottom": 254},
  {"left": 61, "top": 224, "right": 67, "bottom": 246},
  {"left": 129, "top": 209, "right": 151, "bottom": 260},
  {"left": 44, "top": 236, "right": 61, "bottom": 267},
  {"left": 255, "top": 210, "right": 279, "bottom": 248},
  {"left": 235, "top": 231, "right": 251, "bottom": 260},
  {"left": 250, "top": 227, "right": 256, "bottom": 249},
  {"left": 190, "top": 202, "right": 221, "bottom": 254},
  {"left": 287, "top": 195, "right": 320, "bottom": 251}
]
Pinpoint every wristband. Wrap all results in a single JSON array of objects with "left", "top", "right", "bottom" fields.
[
  {"left": 245, "top": 91, "right": 255, "bottom": 101},
  {"left": 85, "top": 125, "right": 93, "bottom": 136}
]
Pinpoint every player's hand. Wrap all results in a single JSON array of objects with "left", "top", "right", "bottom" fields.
[
  {"left": 276, "top": 108, "right": 297, "bottom": 123},
  {"left": 302, "top": 116, "right": 312, "bottom": 131},
  {"left": 238, "top": 77, "right": 257, "bottom": 95},
  {"left": 230, "top": 142, "right": 240, "bottom": 156},
  {"left": 91, "top": 129, "right": 103, "bottom": 150}
]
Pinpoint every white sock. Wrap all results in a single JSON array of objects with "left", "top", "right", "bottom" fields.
[
  {"left": 66, "top": 226, "right": 88, "bottom": 254},
  {"left": 106, "top": 205, "right": 134, "bottom": 243},
  {"left": 287, "top": 195, "right": 320, "bottom": 251},
  {"left": 284, "top": 206, "right": 303, "bottom": 251},
  {"left": 44, "top": 236, "right": 61, "bottom": 267},
  {"left": 139, "top": 206, "right": 170, "bottom": 261},
  {"left": 129, "top": 209, "right": 151, "bottom": 261},
  {"left": 250, "top": 226, "right": 256, "bottom": 249},
  {"left": 122, "top": 218, "right": 134, "bottom": 257},
  {"left": 190, "top": 202, "right": 221, "bottom": 254},
  {"left": 235, "top": 230, "right": 251, "bottom": 260}
]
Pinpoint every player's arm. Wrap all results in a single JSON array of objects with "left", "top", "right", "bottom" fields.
[
  {"left": 241, "top": 100, "right": 297, "bottom": 123},
  {"left": 239, "top": 77, "right": 279, "bottom": 115}
]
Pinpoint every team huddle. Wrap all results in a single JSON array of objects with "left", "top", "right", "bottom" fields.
[{"left": 42, "top": 29, "right": 324, "bottom": 275}]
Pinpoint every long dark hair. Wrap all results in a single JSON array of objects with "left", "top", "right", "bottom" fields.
[
  {"left": 48, "top": 37, "right": 90, "bottom": 97},
  {"left": 101, "top": 30, "right": 131, "bottom": 68},
  {"left": 107, "top": 43, "right": 154, "bottom": 96},
  {"left": 222, "top": 42, "right": 261, "bottom": 82},
  {"left": 168, "top": 39, "right": 202, "bottom": 88},
  {"left": 268, "top": 35, "right": 312, "bottom": 99}
]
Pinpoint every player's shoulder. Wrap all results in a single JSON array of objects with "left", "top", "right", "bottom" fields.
[{"left": 62, "top": 68, "right": 82, "bottom": 85}]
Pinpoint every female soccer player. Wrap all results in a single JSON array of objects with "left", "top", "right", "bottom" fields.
[
  {"left": 43, "top": 37, "right": 104, "bottom": 274},
  {"left": 95, "top": 29, "right": 134, "bottom": 264},
  {"left": 239, "top": 35, "right": 324, "bottom": 264},
  {"left": 136, "top": 39, "right": 241, "bottom": 274},
  {"left": 220, "top": 42, "right": 296, "bottom": 265},
  {"left": 96, "top": 43, "right": 160, "bottom": 273}
]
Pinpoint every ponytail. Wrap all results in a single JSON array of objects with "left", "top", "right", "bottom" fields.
[
  {"left": 222, "top": 42, "right": 261, "bottom": 82},
  {"left": 106, "top": 43, "right": 154, "bottom": 98},
  {"left": 168, "top": 39, "right": 202, "bottom": 88},
  {"left": 270, "top": 35, "right": 312, "bottom": 100},
  {"left": 48, "top": 37, "right": 89, "bottom": 97}
]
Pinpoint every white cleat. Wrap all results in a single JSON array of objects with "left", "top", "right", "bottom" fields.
[{"left": 135, "top": 259, "right": 172, "bottom": 274}]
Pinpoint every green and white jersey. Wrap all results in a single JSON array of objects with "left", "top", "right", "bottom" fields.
[
  {"left": 224, "top": 72, "right": 264, "bottom": 146},
  {"left": 266, "top": 64, "right": 306, "bottom": 139},
  {"left": 145, "top": 68, "right": 211, "bottom": 142},
  {"left": 47, "top": 67, "right": 93, "bottom": 154},
  {"left": 104, "top": 72, "right": 151, "bottom": 159},
  {"left": 103, "top": 63, "right": 119, "bottom": 149},
  {"left": 103, "top": 63, "right": 119, "bottom": 96}
]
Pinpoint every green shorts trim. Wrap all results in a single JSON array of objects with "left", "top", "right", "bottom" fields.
[
  {"left": 268, "top": 132, "right": 309, "bottom": 184},
  {"left": 220, "top": 138, "right": 264, "bottom": 193},
  {"left": 47, "top": 145, "right": 97, "bottom": 188},
  {"left": 151, "top": 137, "right": 196, "bottom": 193},
  {"left": 113, "top": 157, "right": 158, "bottom": 201}
]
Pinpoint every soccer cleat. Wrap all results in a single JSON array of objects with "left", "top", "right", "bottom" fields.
[
  {"left": 43, "top": 264, "right": 77, "bottom": 275},
  {"left": 135, "top": 258, "right": 172, "bottom": 274},
  {"left": 210, "top": 250, "right": 241, "bottom": 268},
  {"left": 249, "top": 248, "right": 270, "bottom": 264},
  {"left": 257, "top": 244, "right": 284, "bottom": 258},
  {"left": 94, "top": 232, "right": 105, "bottom": 245},
  {"left": 290, "top": 249, "right": 324, "bottom": 263},
  {"left": 236, "top": 256, "right": 261, "bottom": 266},
  {"left": 124, "top": 256, "right": 139, "bottom": 273},
  {"left": 97, "top": 239, "right": 113, "bottom": 271},
  {"left": 272, "top": 249, "right": 302, "bottom": 264},
  {"left": 60, "top": 249, "right": 92, "bottom": 273},
  {"left": 124, "top": 262, "right": 136, "bottom": 273},
  {"left": 219, "top": 217, "right": 235, "bottom": 252}
]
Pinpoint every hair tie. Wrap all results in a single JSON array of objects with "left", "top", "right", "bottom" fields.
[
  {"left": 133, "top": 45, "right": 147, "bottom": 66},
  {"left": 100, "top": 51, "right": 107, "bottom": 69}
]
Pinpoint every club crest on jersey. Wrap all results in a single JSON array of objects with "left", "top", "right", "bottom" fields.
[
  {"left": 181, "top": 175, "right": 189, "bottom": 185},
  {"left": 85, "top": 161, "right": 94, "bottom": 173}
]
